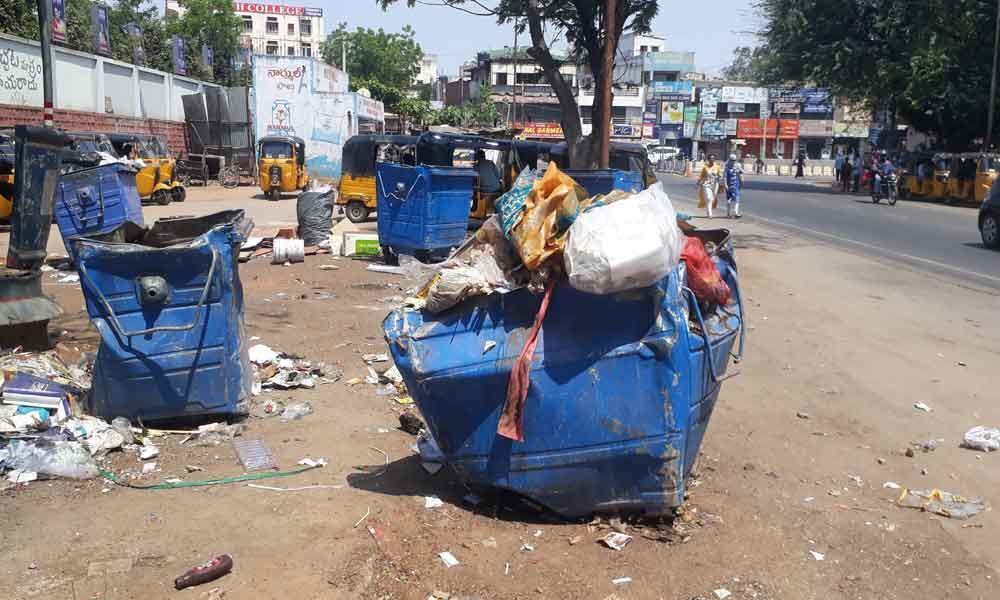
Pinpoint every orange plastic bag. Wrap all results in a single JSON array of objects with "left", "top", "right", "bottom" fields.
[
  {"left": 510, "top": 163, "right": 588, "bottom": 271},
  {"left": 681, "top": 236, "right": 731, "bottom": 307}
]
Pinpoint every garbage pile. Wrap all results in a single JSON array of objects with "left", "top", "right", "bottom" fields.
[
  {"left": 249, "top": 343, "right": 335, "bottom": 393},
  {"left": 384, "top": 163, "right": 743, "bottom": 518}
]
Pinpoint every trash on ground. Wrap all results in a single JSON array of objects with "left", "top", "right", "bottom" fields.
[
  {"left": 600, "top": 532, "right": 633, "bottom": 551},
  {"left": 425, "top": 495, "right": 444, "bottom": 509},
  {"left": 382, "top": 365, "right": 403, "bottom": 385},
  {"left": 342, "top": 231, "right": 380, "bottom": 257},
  {"left": 139, "top": 444, "right": 160, "bottom": 460},
  {"left": 796, "top": 411, "right": 810, "bottom": 420},
  {"left": 280, "top": 402, "right": 313, "bottom": 422},
  {"left": 883, "top": 481, "right": 902, "bottom": 489},
  {"left": 363, "top": 353, "right": 389, "bottom": 364},
  {"left": 913, "top": 402, "right": 932, "bottom": 412},
  {"left": 142, "top": 462, "right": 157, "bottom": 474},
  {"left": 233, "top": 439, "right": 277, "bottom": 471},
  {"left": 611, "top": 577, "right": 632, "bottom": 585},
  {"left": 399, "top": 412, "right": 426, "bottom": 435},
  {"left": 296, "top": 188, "right": 334, "bottom": 246},
  {"left": 394, "top": 394, "right": 414, "bottom": 405},
  {"left": 298, "top": 457, "right": 327, "bottom": 468},
  {"left": 174, "top": 555, "right": 234, "bottom": 590},
  {"left": 809, "top": 550, "right": 825, "bottom": 561},
  {"left": 249, "top": 344, "right": 328, "bottom": 392},
  {"left": 6, "top": 469, "right": 38, "bottom": 483},
  {"left": 417, "top": 430, "right": 444, "bottom": 474},
  {"left": 918, "top": 439, "right": 939, "bottom": 452},
  {"left": 520, "top": 543, "right": 534, "bottom": 552},
  {"left": 189, "top": 423, "right": 245, "bottom": 446},
  {"left": 963, "top": 426, "right": 1000, "bottom": 451},
  {"left": 896, "top": 488, "right": 987, "bottom": 519},
  {"left": 714, "top": 589, "right": 732, "bottom": 600},
  {"left": 438, "top": 551, "right": 459, "bottom": 568},
  {"left": 4, "top": 439, "right": 99, "bottom": 479}
]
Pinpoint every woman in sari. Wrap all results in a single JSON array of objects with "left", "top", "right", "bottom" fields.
[{"left": 697, "top": 154, "right": 722, "bottom": 218}]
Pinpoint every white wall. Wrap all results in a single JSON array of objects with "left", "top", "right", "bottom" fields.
[{"left": 0, "top": 33, "right": 217, "bottom": 121}]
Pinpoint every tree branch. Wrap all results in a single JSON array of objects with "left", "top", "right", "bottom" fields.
[
  {"left": 524, "top": 0, "right": 582, "bottom": 143},
  {"left": 414, "top": 0, "right": 497, "bottom": 17}
]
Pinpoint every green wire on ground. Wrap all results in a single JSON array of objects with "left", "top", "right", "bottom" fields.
[{"left": 100, "top": 464, "right": 321, "bottom": 490}]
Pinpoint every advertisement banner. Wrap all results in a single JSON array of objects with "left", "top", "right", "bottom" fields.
[
  {"left": 725, "top": 118, "right": 738, "bottom": 136},
  {"left": 727, "top": 103, "right": 745, "bottom": 114},
  {"left": 775, "top": 102, "right": 800, "bottom": 114},
  {"left": 613, "top": 123, "right": 639, "bottom": 138},
  {"left": 51, "top": 0, "right": 67, "bottom": 44},
  {"left": 233, "top": 3, "right": 321, "bottom": 16},
  {"left": 517, "top": 122, "right": 564, "bottom": 139},
  {"left": 314, "top": 63, "right": 348, "bottom": 94},
  {"left": 171, "top": 36, "right": 186, "bottom": 75},
  {"left": 91, "top": 5, "right": 110, "bottom": 56},
  {"left": 700, "top": 87, "right": 721, "bottom": 120},
  {"left": 833, "top": 122, "right": 870, "bottom": 138},
  {"left": 800, "top": 88, "right": 832, "bottom": 114},
  {"left": 122, "top": 23, "right": 145, "bottom": 65},
  {"left": 202, "top": 46, "right": 214, "bottom": 71},
  {"left": 683, "top": 106, "right": 699, "bottom": 123},
  {"left": 354, "top": 93, "right": 384, "bottom": 122},
  {"left": 736, "top": 118, "right": 800, "bottom": 139},
  {"left": 254, "top": 56, "right": 351, "bottom": 177},
  {"left": 701, "top": 119, "right": 726, "bottom": 139},
  {"left": 659, "top": 124, "right": 683, "bottom": 140},
  {"left": 798, "top": 119, "right": 834, "bottom": 137},
  {"left": 720, "top": 86, "right": 768, "bottom": 104},
  {"left": 649, "top": 80, "right": 693, "bottom": 97},
  {"left": 660, "top": 101, "right": 684, "bottom": 124},
  {"left": 682, "top": 120, "right": 695, "bottom": 138}
]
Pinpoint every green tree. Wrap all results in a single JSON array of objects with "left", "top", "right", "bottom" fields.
[
  {"left": 0, "top": 0, "right": 38, "bottom": 40},
  {"left": 167, "top": 0, "right": 242, "bottom": 84},
  {"left": 106, "top": 0, "right": 171, "bottom": 71},
  {"left": 63, "top": 0, "right": 93, "bottom": 53},
  {"left": 377, "top": 0, "right": 658, "bottom": 167},
  {"left": 321, "top": 23, "right": 424, "bottom": 115},
  {"left": 758, "top": 0, "right": 997, "bottom": 149},
  {"left": 720, "top": 46, "right": 769, "bottom": 82}
]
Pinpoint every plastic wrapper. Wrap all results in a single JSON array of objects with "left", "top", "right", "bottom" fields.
[
  {"left": 5, "top": 440, "right": 99, "bottom": 479},
  {"left": 896, "top": 488, "right": 987, "bottom": 519},
  {"left": 508, "top": 163, "right": 589, "bottom": 271},
  {"left": 963, "top": 426, "right": 1000, "bottom": 451},
  {"left": 564, "top": 182, "right": 683, "bottom": 294},
  {"left": 296, "top": 187, "right": 334, "bottom": 246},
  {"left": 681, "top": 236, "right": 731, "bottom": 307}
]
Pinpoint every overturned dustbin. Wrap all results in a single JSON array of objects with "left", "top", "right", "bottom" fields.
[{"left": 71, "top": 210, "right": 254, "bottom": 421}]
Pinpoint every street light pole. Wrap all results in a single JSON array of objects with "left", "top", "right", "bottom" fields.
[
  {"left": 987, "top": 0, "right": 1000, "bottom": 151},
  {"left": 36, "top": 0, "right": 55, "bottom": 128},
  {"left": 598, "top": 0, "right": 615, "bottom": 168}
]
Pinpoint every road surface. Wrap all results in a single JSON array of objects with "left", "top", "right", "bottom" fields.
[{"left": 659, "top": 174, "right": 1000, "bottom": 290}]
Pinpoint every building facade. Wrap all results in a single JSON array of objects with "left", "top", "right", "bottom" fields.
[
  {"left": 416, "top": 54, "right": 439, "bottom": 85},
  {"left": 232, "top": 2, "right": 325, "bottom": 58}
]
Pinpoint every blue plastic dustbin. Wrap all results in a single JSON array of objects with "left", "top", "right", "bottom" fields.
[
  {"left": 383, "top": 230, "right": 743, "bottom": 518},
  {"left": 376, "top": 162, "right": 476, "bottom": 262},
  {"left": 55, "top": 163, "right": 143, "bottom": 261},
  {"left": 72, "top": 210, "right": 253, "bottom": 421},
  {"left": 562, "top": 169, "right": 643, "bottom": 196}
]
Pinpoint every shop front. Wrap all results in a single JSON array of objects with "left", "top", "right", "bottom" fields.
[{"left": 736, "top": 118, "right": 800, "bottom": 159}]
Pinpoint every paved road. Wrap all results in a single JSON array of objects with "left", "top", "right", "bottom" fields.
[{"left": 658, "top": 174, "right": 1000, "bottom": 290}]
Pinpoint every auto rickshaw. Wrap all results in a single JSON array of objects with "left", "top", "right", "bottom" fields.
[
  {"left": 108, "top": 133, "right": 184, "bottom": 205},
  {"left": 944, "top": 153, "right": 997, "bottom": 204},
  {"left": 339, "top": 134, "right": 417, "bottom": 222},
  {"left": 0, "top": 130, "right": 14, "bottom": 221},
  {"left": 257, "top": 135, "right": 309, "bottom": 202}
]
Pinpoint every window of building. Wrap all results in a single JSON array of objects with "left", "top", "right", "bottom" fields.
[
  {"left": 495, "top": 72, "right": 508, "bottom": 86},
  {"left": 287, "top": 46, "right": 295, "bottom": 56},
  {"left": 612, "top": 106, "right": 627, "bottom": 124},
  {"left": 515, "top": 72, "right": 542, "bottom": 84},
  {"left": 288, "top": 22, "right": 295, "bottom": 35},
  {"left": 650, "top": 46, "right": 660, "bottom": 52},
  {"left": 301, "top": 43, "right": 312, "bottom": 57},
  {"left": 241, "top": 16, "right": 253, "bottom": 33},
  {"left": 640, "top": 45, "right": 648, "bottom": 53},
  {"left": 266, "top": 17, "right": 278, "bottom": 34},
  {"left": 265, "top": 41, "right": 278, "bottom": 55},
  {"left": 300, "top": 19, "right": 311, "bottom": 36}
]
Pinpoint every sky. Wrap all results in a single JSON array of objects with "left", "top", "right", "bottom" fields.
[{"left": 322, "top": 0, "right": 761, "bottom": 78}]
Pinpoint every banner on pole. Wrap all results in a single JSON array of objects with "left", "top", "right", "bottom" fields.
[
  {"left": 91, "top": 5, "right": 111, "bottom": 56},
  {"left": 51, "top": 0, "right": 67, "bottom": 44}
]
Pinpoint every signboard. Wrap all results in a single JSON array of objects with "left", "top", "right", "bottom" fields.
[
  {"left": 720, "top": 86, "right": 768, "bottom": 104},
  {"left": 518, "top": 122, "right": 563, "bottom": 139},
  {"left": 725, "top": 118, "right": 738, "bottom": 136},
  {"left": 659, "top": 124, "right": 683, "bottom": 140},
  {"left": 800, "top": 88, "right": 832, "bottom": 114},
  {"left": 0, "top": 45, "right": 44, "bottom": 107},
  {"left": 726, "top": 102, "right": 745, "bottom": 114},
  {"left": 700, "top": 87, "right": 721, "bottom": 121},
  {"left": 682, "top": 120, "right": 695, "bottom": 138},
  {"left": 171, "top": 35, "right": 186, "bottom": 75},
  {"left": 51, "top": 0, "right": 67, "bottom": 44},
  {"left": 202, "top": 46, "right": 214, "bottom": 71},
  {"left": 91, "top": 5, "right": 110, "bottom": 56},
  {"left": 648, "top": 80, "right": 693, "bottom": 97},
  {"left": 233, "top": 3, "right": 322, "bottom": 16},
  {"left": 833, "top": 122, "right": 869, "bottom": 138},
  {"left": 613, "top": 124, "right": 639, "bottom": 138},
  {"left": 660, "top": 101, "right": 684, "bottom": 124},
  {"left": 736, "top": 118, "right": 800, "bottom": 139},
  {"left": 683, "top": 106, "right": 699, "bottom": 123},
  {"left": 798, "top": 119, "right": 834, "bottom": 137},
  {"left": 354, "top": 93, "right": 384, "bottom": 122},
  {"left": 314, "top": 63, "right": 348, "bottom": 94},
  {"left": 775, "top": 102, "right": 800, "bottom": 114},
  {"left": 701, "top": 119, "right": 726, "bottom": 139}
]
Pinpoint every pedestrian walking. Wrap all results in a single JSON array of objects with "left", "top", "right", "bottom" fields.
[
  {"left": 795, "top": 151, "right": 806, "bottom": 178},
  {"left": 724, "top": 153, "right": 743, "bottom": 218},
  {"left": 841, "top": 155, "right": 853, "bottom": 192},
  {"left": 834, "top": 150, "right": 845, "bottom": 184},
  {"left": 755, "top": 155, "right": 764, "bottom": 175},
  {"left": 697, "top": 154, "right": 721, "bottom": 218},
  {"left": 851, "top": 154, "right": 861, "bottom": 192}
]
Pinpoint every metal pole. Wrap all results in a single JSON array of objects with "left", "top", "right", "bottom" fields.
[
  {"left": 598, "top": 0, "right": 615, "bottom": 168},
  {"left": 36, "top": 0, "right": 55, "bottom": 128},
  {"left": 341, "top": 40, "right": 347, "bottom": 72},
  {"left": 987, "top": 0, "right": 1000, "bottom": 151},
  {"left": 512, "top": 20, "right": 519, "bottom": 128}
]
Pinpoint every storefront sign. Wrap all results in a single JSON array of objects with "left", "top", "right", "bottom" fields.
[
  {"left": 700, "top": 87, "right": 721, "bottom": 120},
  {"left": 775, "top": 102, "right": 800, "bottom": 114},
  {"left": 720, "top": 86, "right": 768, "bottom": 104},
  {"left": 736, "top": 118, "right": 800, "bottom": 139},
  {"left": 613, "top": 124, "right": 639, "bottom": 138},
  {"left": 682, "top": 120, "right": 695, "bottom": 138},
  {"left": 659, "top": 124, "right": 683, "bottom": 140},
  {"left": 354, "top": 93, "right": 384, "bottom": 122},
  {"left": 701, "top": 119, "right": 726, "bottom": 139},
  {"left": 51, "top": 0, "right": 67, "bottom": 44},
  {"left": 725, "top": 118, "right": 738, "bottom": 136},
  {"left": 518, "top": 122, "right": 563, "bottom": 139},
  {"left": 726, "top": 102, "right": 746, "bottom": 114},
  {"left": 683, "top": 106, "right": 699, "bottom": 123},
  {"left": 649, "top": 81, "right": 693, "bottom": 97},
  {"left": 313, "top": 63, "right": 348, "bottom": 94},
  {"left": 798, "top": 119, "right": 834, "bottom": 137},
  {"left": 233, "top": 3, "right": 322, "bottom": 16},
  {"left": 833, "top": 122, "right": 870, "bottom": 138},
  {"left": 660, "top": 101, "right": 684, "bottom": 124},
  {"left": 800, "top": 88, "right": 832, "bottom": 114}
]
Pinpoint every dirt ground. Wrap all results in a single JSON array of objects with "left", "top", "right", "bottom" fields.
[{"left": 2, "top": 184, "right": 999, "bottom": 599}]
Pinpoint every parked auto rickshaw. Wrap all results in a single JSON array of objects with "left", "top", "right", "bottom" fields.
[
  {"left": 548, "top": 141, "right": 658, "bottom": 188},
  {"left": 257, "top": 135, "right": 309, "bottom": 202},
  {"left": 900, "top": 152, "right": 995, "bottom": 204},
  {"left": 108, "top": 133, "right": 184, "bottom": 205},
  {"left": 339, "top": 134, "right": 417, "bottom": 222},
  {"left": 0, "top": 130, "right": 14, "bottom": 221}
]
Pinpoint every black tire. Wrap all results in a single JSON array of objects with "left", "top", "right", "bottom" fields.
[
  {"left": 981, "top": 212, "right": 1000, "bottom": 249},
  {"left": 269, "top": 188, "right": 280, "bottom": 202},
  {"left": 871, "top": 193, "right": 879, "bottom": 204},
  {"left": 346, "top": 201, "right": 370, "bottom": 223},
  {"left": 888, "top": 189, "right": 897, "bottom": 206},
  {"left": 172, "top": 186, "right": 186, "bottom": 203},
  {"left": 152, "top": 190, "right": 171, "bottom": 205}
]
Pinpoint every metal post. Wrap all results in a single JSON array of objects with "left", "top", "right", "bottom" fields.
[
  {"left": 341, "top": 40, "right": 347, "bottom": 73},
  {"left": 598, "top": 0, "right": 615, "bottom": 168},
  {"left": 987, "top": 0, "right": 1000, "bottom": 151},
  {"left": 36, "top": 0, "right": 55, "bottom": 127},
  {"left": 512, "top": 20, "right": 519, "bottom": 127}
]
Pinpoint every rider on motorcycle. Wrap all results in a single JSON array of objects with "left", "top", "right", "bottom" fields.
[{"left": 874, "top": 155, "right": 896, "bottom": 192}]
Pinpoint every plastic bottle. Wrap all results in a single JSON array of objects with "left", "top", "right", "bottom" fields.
[{"left": 174, "top": 554, "right": 234, "bottom": 590}]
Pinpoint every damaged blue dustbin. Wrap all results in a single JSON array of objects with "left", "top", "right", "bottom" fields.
[
  {"left": 383, "top": 229, "right": 743, "bottom": 518},
  {"left": 561, "top": 169, "right": 643, "bottom": 197},
  {"left": 55, "top": 162, "right": 143, "bottom": 262},
  {"left": 71, "top": 210, "right": 253, "bottom": 421}
]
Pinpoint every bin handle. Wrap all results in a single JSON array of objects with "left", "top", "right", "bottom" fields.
[
  {"left": 727, "top": 267, "right": 746, "bottom": 363},
  {"left": 377, "top": 171, "right": 425, "bottom": 203},
  {"left": 683, "top": 286, "right": 721, "bottom": 384},
  {"left": 77, "top": 247, "right": 218, "bottom": 338}
]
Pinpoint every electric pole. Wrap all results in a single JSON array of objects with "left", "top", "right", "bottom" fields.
[
  {"left": 598, "top": 0, "right": 615, "bottom": 168},
  {"left": 36, "top": 0, "right": 55, "bottom": 128},
  {"left": 987, "top": 0, "right": 1000, "bottom": 151}
]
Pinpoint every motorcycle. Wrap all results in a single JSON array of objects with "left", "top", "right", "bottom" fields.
[{"left": 872, "top": 171, "right": 899, "bottom": 206}]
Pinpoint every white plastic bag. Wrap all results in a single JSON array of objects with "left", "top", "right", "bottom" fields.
[
  {"left": 564, "top": 182, "right": 683, "bottom": 294},
  {"left": 963, "top": 426, "right": 1000, "bottom": 451}
]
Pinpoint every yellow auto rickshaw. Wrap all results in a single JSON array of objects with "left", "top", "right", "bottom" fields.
[
  {"left": 108, "top": 133, "right": 185, "bottom": 205},
  {"left": 945, "top": 153, "right": 997, "bottom": 204},
  {"left": 339, "top": 134, "right": 417, "bottom": 222},
  {"left": 0, "top": 131, "right": 14, "bottom": 221},
  {"left": 258, "top": 136, "right": 309, "bottom": 202}
]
